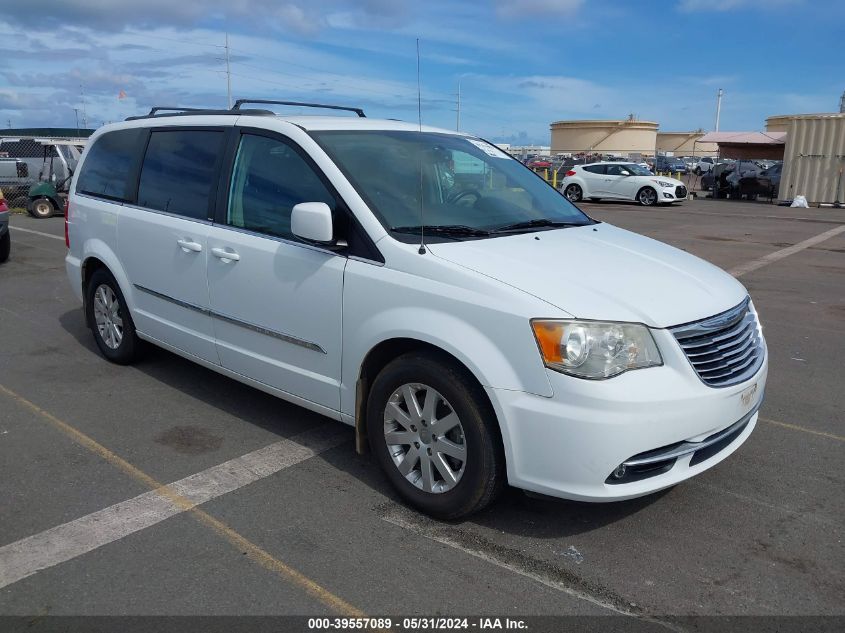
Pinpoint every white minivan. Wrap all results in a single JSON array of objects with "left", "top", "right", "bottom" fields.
[{"left": 65, "top": 101, "right": 767, "bottom": 518}]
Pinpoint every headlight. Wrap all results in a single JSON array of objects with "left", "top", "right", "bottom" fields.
[
  {"left": 531, "top": 320, "right": 662, "bottom": 379},
  {"left": 655, "top": 180, "right": 675, "bottom": 188}
]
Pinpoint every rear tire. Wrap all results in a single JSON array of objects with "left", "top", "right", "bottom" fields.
[
  {"left": 563, "top": 184, "right": 582, "bottom": 202},
  {"left": 28, "top": 197, "right": 55, "bottom": 219},
  {"left": 0, "top": 231, "right": 9, "bottom": 263},
  {"left": 85, "top": 268, "right": 140, "bottom": 365},
  {"left": 367, "top": 352, "right": 505, "bottom": 519}
]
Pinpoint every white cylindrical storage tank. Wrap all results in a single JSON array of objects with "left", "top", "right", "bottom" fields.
[{"left": 550, "top": 119, "right": 658, "bottom": 156}]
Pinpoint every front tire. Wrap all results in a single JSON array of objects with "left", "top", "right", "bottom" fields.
[
  {"left": 637, "top": 187, "right": 658, "bottom": 206},
  {"left": 0, "top": 231, "right": 9, "bottom": 263},
  {"left": 367, "top": 352, "right": 505, "bottom": 519},
  {"left": 29, "top": 197, "right": 55, "bottom": 219},
  {"left": 85, "top": 268, "right": 140, "bottom": 364},
  {"left": 563, "top": 184, "right": 583, "bottom": 202}
]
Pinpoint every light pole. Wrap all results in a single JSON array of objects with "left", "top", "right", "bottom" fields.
[{"left": 715, "top": 88, "right": 723, "bottom": 132}]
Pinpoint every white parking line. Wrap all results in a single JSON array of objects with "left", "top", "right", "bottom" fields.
[
  {"left": 0, "top": 424, "right": 349, "bottom": 589},
  {"left": 380, "top": 507, "right": 683, "bottom": 630},
  {"left": 9, "top": 226, "right": 65, "bottom": 241},
  {"left": 728, "top": 224, "right": 845, "bottom": 277}
]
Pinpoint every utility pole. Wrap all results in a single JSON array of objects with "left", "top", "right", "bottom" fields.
[
  {"left": 714, "top": 88, "right": 723, "bottom": 132},
  {"left": 73, "top": 108, "right": 80, "bottom": 137},
  {"left": 456, "top": 79, "right": 461, "bottom": 132},
  {"left": 225, "top": 33, "right": 232, "bottom": 109},
  {"left": 79, "top": 84, "right": 88, "bottom": 128},
  {"left": 839, "top": 89, "right": 845, "bottom": 113}
]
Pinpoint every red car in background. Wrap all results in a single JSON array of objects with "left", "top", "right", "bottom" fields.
[{"left": 527, "top": 158, "right": 552, "bottom": 169}]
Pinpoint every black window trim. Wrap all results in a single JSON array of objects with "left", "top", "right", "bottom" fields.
[
  {"left": 584, "top": 164, "right": 607, "bottom": 175},
  {"left": 213, "top": 126, "right": 384, "bottom": 264}
]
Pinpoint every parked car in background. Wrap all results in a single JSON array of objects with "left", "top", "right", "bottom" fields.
[
  {"left": 654, "top": 156, "right": 688, "bottom": 175},
  {"left": 65, "top": 105, "right": 765, "bottom": 518},
  {"left": 0, "top": 158, "right": 31, "bottom": 208},
  {"left": 560, "top": 162, "right": 687, "bottom": 205},
  {"left": 739, "top": 163, "right": 783, "bottom": 199},
  {"left": 0, "top": 187, "right": 9, "bottom": 263},
  {"left": 694, "top": 157, "right": 718, "bottom": 175},
  {"left": 527, "top": 157, "right": 552, "bottom": 169},
  {"left": 703, "top": 161, "right": 761, "bottom": 199}
]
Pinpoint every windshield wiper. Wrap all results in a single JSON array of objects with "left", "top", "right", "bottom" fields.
[
  {"left": 490, "top": 219, "right": 589, "bottom": 233},
  {"left": 391, "top": 224, "right": 491, "bottom": 238}
]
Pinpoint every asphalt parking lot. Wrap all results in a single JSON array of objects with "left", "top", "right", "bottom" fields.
[{"left": 1, "top": 198, "right": 843, "bottom": 627}]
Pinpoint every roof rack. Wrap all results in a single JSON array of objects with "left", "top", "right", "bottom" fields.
[
  {"left": 125, "top": 107, "right": 275, "bottom": 121},
  {"left": 232, "top": 99, "right": 366, "bottom": 118}
]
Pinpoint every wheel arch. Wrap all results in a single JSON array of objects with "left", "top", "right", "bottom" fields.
[
  {"left": 79, "top": 243, "right": 135, "bottom": 326},
  {"left": 353, "top": 337, "right": 504, "bottom": 461},
  {"left": 636, "top": 185, "right": 657, "bottom": 204}
]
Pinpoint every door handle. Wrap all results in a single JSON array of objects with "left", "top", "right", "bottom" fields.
[
  {"left": 177, "top": 238, "right": 202, "bottom": 253},
  {"left": 211, "top": 247, "right": 240, "bottom": 262}
]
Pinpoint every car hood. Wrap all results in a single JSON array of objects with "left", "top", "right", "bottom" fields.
[{"left": 427, "top": 223, "right": 747, "bottom": 328}]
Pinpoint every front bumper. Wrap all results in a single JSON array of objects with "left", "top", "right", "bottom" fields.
[
  {"left": 657, "top": 184, "right": 687, "bottom": 203},
  {"left": 487, "top": 328, "right": 767, "bottom": 501}
]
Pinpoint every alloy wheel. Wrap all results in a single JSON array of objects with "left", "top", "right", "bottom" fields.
[
  {"left": 93, "top": 284, "right": 124, "bottom": 350},
  {"left": 383, "top": 383, "right": 467, "bottom": 494},
  {"left": 639, "top": 188, "right": 657, "bottom": 205}
]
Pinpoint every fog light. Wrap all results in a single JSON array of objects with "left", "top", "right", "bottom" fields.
[
  {"left": 663, "top": 192, "right": 673, "bottom": 198},
  {"left": 611, "top": 464, "right": 627, "bottom": 479}
]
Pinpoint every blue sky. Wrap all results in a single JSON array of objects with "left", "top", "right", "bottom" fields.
[{"left": 0, "top": 0, "right": 842, "bottom": 144}]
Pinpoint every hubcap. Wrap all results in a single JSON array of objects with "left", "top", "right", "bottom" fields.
[
  {"left": 566, "top": 186, "right": 580, "bottom": 201},
  {"left": 35, "top": 202, "right": 52, "bottom": 216},
  {"left": 383, "top": 383, "right": 467, "bottom": 494},
  {"left": 93, "top": 284, "right": 124, "bottom": 350},
  {"left": 640, "top": 189, "right": 656, "bottom": 204}
]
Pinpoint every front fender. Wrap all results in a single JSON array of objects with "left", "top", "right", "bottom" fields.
[{"left": 340, "top": 259, "right": 555, "bottom": 418}]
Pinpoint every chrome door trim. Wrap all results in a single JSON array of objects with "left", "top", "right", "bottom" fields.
[
  {"left": 133, "top": 284, "right": 326, "bottom": 354},
  {"left": 134, "top": 284, "right": 211, "bottom": 315}
]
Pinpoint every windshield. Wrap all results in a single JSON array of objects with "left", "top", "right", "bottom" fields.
[
  {"left": 622, "top": 163, "right": 652, "bottom": 176},
  {"left": 311, "top": 131, "right": 592, "bottom": 240}
]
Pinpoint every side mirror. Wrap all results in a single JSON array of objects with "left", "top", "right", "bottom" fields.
[
  {"left": 620, "top": 170, "right": 631, "bottom": 176},
  {"left": 292, "top": 202, "right": 334, "bottom": 244}
]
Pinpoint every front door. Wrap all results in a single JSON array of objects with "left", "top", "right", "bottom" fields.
[
  {"left": 605, "top": 164, "right": 640, "bottom": 200},
  {"left": 206, "top": 131, "right": 345, "bottom": 411}
]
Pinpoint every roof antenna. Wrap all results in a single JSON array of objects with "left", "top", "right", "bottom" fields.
[{"left": 416, "top": 38, "right": 426, "bottom": 255}]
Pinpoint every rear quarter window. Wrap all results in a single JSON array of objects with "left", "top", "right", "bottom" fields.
[
  {"left": 583, "top": 165, "right": 606, "bottom": 174},
  {"left": 76, "top": 129, "right": 144, "bottom": 201}
]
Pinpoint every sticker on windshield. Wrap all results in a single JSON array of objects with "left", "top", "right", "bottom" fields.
[{"left": 466, "top": 139, "right": 509, "bottom": 159}]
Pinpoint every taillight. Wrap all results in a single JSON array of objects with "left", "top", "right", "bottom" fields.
[
  {"left": 566, "top": 170, "right": 576, "bottom": 176},
  {"left": 64, "top": 199, "right": 70, "bottom": 248}
]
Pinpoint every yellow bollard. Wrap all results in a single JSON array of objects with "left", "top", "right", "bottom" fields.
[
  {"left": 553, "top": 169, "right": 558, "bottom": 188},
  {"left": 543, "top": 168, "right": 548, "bottom": 181}
]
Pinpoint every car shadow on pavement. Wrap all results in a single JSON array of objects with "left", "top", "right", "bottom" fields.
[{"left": 59, "top": 306, "right": 665, "bottom": 539}]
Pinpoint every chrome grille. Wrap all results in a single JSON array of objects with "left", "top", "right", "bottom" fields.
[{"left": 670, "top": 298, "right": 764, "bottom": 388}]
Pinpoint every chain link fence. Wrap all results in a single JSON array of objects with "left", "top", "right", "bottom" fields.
[{"left": 0, "top": 136, "right": 86, "bottom": 211}]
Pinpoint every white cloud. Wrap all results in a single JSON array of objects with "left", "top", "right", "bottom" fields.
[
  {"left": 493, "top": 0, "right": 584, "bottom": 18},
  {"left": 678, "top": 0, "right": 800, "bottom": 11}
]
